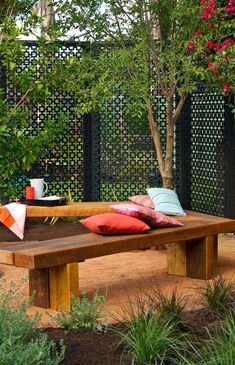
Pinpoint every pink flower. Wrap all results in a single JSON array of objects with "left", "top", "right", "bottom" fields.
[
  {"left": 187, "top": 40, "right": 194, "bottom": 52},
  {"left": 201, "top": 0, "right": 216, "bottom": 20},
  {"left": 206, "top": 40, "right": 215, "bottom": 48},
  {"left": 223, "top": 82, "right": 229, "bottom": 93},
  {"left": 194, "top": 31, "right": 201, "bottom": 37},
  {"left": 225, "top": 4, "right": 235, "bottom": 14},
  {"left": 209, "top": 23, "right": 214, "bottom": 28},
  {"left": 206, "top": 41, "right": 221, "bottom": 51},
  {"left": 220, "top": 38, "right": 233, "bottom": 51},
  {"left": 207, "top": 61, "right": 220, "bottom": 71},
  {"left": 200, "top": 0, "right": 206, "bottom": 5}
]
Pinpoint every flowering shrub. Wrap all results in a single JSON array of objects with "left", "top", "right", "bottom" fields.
[{"left": 187, "top": 0, "right": 235, "bottom": 94}]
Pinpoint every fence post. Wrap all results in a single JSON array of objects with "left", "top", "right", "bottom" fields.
[
  {"left": 83, "top": 112, "right": 101, "bottom": 201},
  {"left": 224, "top": 95, "right": 235, "bottom": 218},
  {"left": 175, "top": 95, "right": 192, "bottom": 210}
]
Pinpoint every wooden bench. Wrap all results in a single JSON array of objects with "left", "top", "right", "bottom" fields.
[{"left": 0, "top": 210, "right": 235, "bottom": 311}]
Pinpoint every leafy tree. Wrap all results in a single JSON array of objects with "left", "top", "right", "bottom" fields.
[
  {"left": 52, "top": 0, "right": 202, "bottom": 188},
  {"left": 53, "top": 0, "right": 234, "bottom": 189},
  {"left": 0, "top": 0, "right": 67, "bottom": 199}
]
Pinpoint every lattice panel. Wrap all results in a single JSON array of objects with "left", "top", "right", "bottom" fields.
[
  {"left": 97, "top": 94, "right": 167, "bottom": 201},
  {"left": 6, "top": 42, "right": 85, "bottom": 200},
  {"left": 182, "top": 89, "right": 226, "bottom": 216}
]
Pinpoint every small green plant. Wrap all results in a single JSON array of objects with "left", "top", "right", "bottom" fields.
[
  {"left": 149, "top": 286, "right": 187, "bottom": 326},
  {"left": 53, "top": 291, "right": 108, "bottom": 332},
  {"left": 179, "top": 313, "right": 235, "bottom": 365},
  {"left": 117, "top": 290, "right": 188, "bottom": 365},
  {"left": 198, "top": 276, "right": 235, "bottom": 318},
  {"left": 0, "top": 277, "right": 64, "bottom": 365},
  {"left": 119, "top": 311, "right": 187, "bottom": 365}
]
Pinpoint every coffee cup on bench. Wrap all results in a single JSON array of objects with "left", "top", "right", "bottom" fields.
[{"left": 29, "top": 178, "right": 48, "bottom": 199}]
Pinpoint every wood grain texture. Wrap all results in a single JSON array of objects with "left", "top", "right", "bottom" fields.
[
  {"left": 167, "top": 242, "right": 187, "bottom": 276},
  {"left": 186, "top": 235, "right": 218, "bottom": 279},
  {"left": 0, "top": 202, "right": 118, "bottom": 218},
  {"left": 11, "top": 214, "right": 235, "bottom": 270},
  {"left": 49, "top": 263, "right": 79, "bottom": 311},
  {"left": 29, "top": 268, "right": 50, "bottom": 308}
]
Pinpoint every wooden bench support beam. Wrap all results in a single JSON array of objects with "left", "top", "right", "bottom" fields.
[
  {"left": 49, "top": 262, "right": 79, "bottom": 311},
  {"left": 29, "top": 268, "right": 50, "bottom": 309},
  {"left": 167, "top": 236, "right": 218, "bottom": 279},
  {"left": 186, "top": 235, "right": 218, "bottom": 279},
  {"left": 167, "top": 242, "right": 187, "bottom": 276}
]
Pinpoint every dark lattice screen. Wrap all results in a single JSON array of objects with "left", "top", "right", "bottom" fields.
[
  {"left": 178, "top": 87, "right": 227, "bottom": 216},
  {"left": 3, "top": 42, "right": 234, "bottom": 216},
  {"left": 95, "top": 94, "right": 167, "bottom": 201},
  {"left": 6, "top": 42, "right": 85, "bottom": 200}
]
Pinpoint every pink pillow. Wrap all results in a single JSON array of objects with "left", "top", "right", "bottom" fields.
[
  {"left": 128, "top": 195, "right": 154, "bottom": 209},
  {"left": 80, "top": 213, "right": 150, "bottom": 235},
  {"left": 110, "top": 203, "right": 183, "bottom": 228}
]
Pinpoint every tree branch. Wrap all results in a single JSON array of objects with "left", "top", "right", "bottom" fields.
[{"left": 172, "top": 92, "right": 188, "bottom": 124}]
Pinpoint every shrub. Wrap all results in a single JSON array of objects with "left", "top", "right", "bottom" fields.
[
  {"left": 117, "top": 290, "right": 188, "bottom": 365},
  {"left": 0, "top": 333, "right": 64, "bottom": 365},
  {"left": 120, "top": 311, "right": 187, "bottom": 365},
  {"left": 179, "top": 313, "right": 235, "bottom": 365},
  {"left": 149, "top": 286, "right": 187, "bottom": 325},
  {"left": 0, "top": 277, "right": 64, "bottom": 365},
  {"left": 198, "top": 276, "right": 235, "bottom": 317},
  {"left": 53, "top": 291, "right": 107, "bottom": 332}
]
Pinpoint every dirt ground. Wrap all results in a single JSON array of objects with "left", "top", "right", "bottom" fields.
[{"left": 0, "top": 219, "right": 235, "bottom": 364}]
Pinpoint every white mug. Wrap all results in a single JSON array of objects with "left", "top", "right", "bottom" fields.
[{"left": 29, "top": 178, "right": 48, "bottom": 199}]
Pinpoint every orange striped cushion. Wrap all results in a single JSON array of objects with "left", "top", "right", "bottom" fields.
[
  {"left": 128, "top": 195, "right": 154, "bottom": 209},
  {"left": 110, "top": 203, "right": 183, "bottom": 228}
]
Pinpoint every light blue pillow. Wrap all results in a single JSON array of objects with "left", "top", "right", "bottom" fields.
[{"left": 147, "top": 188, "right": 186, "bottom": 216}]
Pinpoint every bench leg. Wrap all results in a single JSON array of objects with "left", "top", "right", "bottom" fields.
[
  {"left": 49, "top": 262, "right": 79, "bottom": 311},
  {"left": 29, "top": 268, "right": 50, "bottom": 309},
  {"left": 167, "top": 235, "right": 218, "bottom": 279}
]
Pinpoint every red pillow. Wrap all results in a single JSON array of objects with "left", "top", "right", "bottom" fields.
[
  {"left": 128, "top": 195, "right": 154, "bottom": 209},
  {"left": 80, "top": 213, "right": 150, "bottom": 235},
  {"left": 110, "top": 203, "right": 183, "bottom": 228}
]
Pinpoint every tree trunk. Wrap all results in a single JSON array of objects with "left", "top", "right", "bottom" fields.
[
  {"left": 146, "top": 94, "right": 187, "bottom": 190},
  {"left": 33, "top": 0, "right": 55, "bottom": 39},
  {"left": 163, "top": 97, "right": 174, "bottom": 189}
]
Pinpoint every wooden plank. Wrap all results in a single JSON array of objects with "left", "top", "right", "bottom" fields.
[
  {"left": 0, "top": 201, "right": 233, "bottom": 221},
  {"left": 0, "top": 241, "right": 36, "bottom": 248},
  {"left": 49, "top": 262, "right": 79, "bottom": 311},
  {"left": 0, "top": 202, "right": 117, "bottom": 218},
  {"left": 29, "top": 268, "right": 50, "bottom": 308},
  {"left": 0, "top": 250, "right": 14, "bottom": 265},
  {"left": 12, "top": 217, "right": 235, "bottom": 269},
  {"left": 186, "top": 235, "right": 218, "bottom": 279},
  {"left": 167, "top": 242, "right": 187, "bottom": 276},
  {"left": 0, "top": 241, "right": 37, "bottom": 265}
]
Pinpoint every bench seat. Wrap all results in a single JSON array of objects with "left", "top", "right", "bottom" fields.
[{"left": 0, "top": 210, "right": 234, "bottom": 310}]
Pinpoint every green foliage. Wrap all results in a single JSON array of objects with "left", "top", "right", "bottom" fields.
[
  {"left": 179, "top": 313, "right": 235, "bottom": 365},
  {"left": 198, "top": 276, "right": 235, "bottom": 317},
  {"left": 0, "top": 4, "right": 68, "bottom": 200},
  {"left": 119, "top": 305, "right": 187, "bottom": 365},
  {"left": 53, "top": 292, "right": 107, "bottom": 332},
  {"left": 187, "top": 0, "right": 235, "bottom": 94},
  {"left": 148, "top": 286, "right": 187, "bottom": 325},
  {"left": 0, "top": 277, "right": 64, "bottom": 365}
]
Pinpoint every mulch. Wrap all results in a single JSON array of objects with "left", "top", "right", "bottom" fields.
[{"left": 46, "top": 324, "right": 131, "bottom": 365}]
